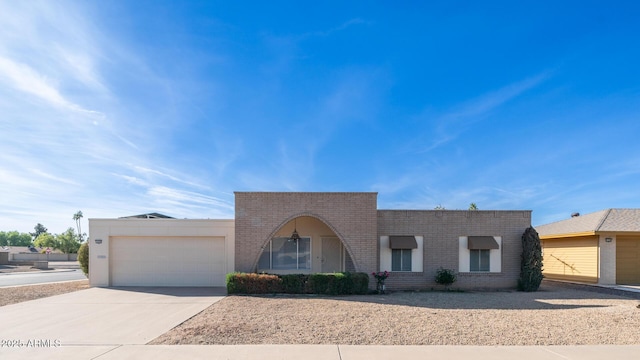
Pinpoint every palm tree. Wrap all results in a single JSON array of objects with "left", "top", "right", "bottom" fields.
[
  {"left": 73, "top": 211, "right": 84, "bottom": 242},
  {"left": 469, "top": 203, "right": 478, "bottom": 210}
]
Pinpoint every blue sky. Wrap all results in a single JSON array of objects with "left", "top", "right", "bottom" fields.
[{"left": 1, "top": 1, "right": 639, "bottom": 234}]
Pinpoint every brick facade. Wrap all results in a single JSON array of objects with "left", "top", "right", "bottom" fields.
[
  {"left": 235, "top": 192, "right": 378, "bottom": 274},
  {"left": 235, "top": 192, "right": 531, "bottom": 290},
  {"left": 378, "top": 210, "right": 531, "bottom": 289}
]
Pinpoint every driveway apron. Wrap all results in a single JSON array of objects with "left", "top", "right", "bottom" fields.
[{"left": 0, "top": 287, "right": 225, "bottom": 345}]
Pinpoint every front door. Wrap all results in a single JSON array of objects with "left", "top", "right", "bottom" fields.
[{"left": 321, "top": 237, "right": 343, "bottom": 273}]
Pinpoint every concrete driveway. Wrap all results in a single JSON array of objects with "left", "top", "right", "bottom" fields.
[{"left": 0, "top": 286, "right": 225, "bottom": 358}]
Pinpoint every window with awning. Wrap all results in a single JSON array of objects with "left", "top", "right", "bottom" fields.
[
  {"left": 467, "top": 236, "right": 499, "bottom": 250},
  {"left": 389, "top": 236, "right": 418, "bottom": 249}
]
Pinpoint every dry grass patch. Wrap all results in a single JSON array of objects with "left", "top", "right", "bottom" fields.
[
  {"left": 151, "top": 284, "right": 640, "bottom": 345},
  {"left": 0, "top": 280, "right": 89, "bottom": 307}
]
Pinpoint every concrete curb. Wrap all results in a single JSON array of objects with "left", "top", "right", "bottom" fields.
[
  {"left": 2, "top": 345, "right": 640, "bottom": 360},
  {"left": 0, "top": 269, "right": 78, "bottom": 276}
]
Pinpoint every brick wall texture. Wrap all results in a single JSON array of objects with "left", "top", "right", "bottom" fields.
[
  {"left": 235, "top": 192, "right": 531, "bottom": 290},
  {"left": 378, "top": 210, "right": 532, "bottom": 290},
  {"left": 235, "top": 192, "right": 378, "bottom": 274}
]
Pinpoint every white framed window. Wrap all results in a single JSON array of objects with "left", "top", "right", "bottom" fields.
[
  {"left": 459, "top": 236, "right": 502, "bottom": 273},
  {"left": 392, "top": 249, "right": 412, "bottom": 271},
  {"left": 379, "top": 236, "right": 423, "bottom": 273},
  {"left": 258, "top": 237, "right": 311, "bottom": 271},
  {"left": 470, "top": 249, "right": 490, "bottom": 272}
]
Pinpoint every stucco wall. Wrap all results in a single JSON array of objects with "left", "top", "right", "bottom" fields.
[
  {"left": 234, "top": 192, "right": 378, "bottom": 274},
  {"left": 88, "top": 218, "right": 235, "bottom": 287},
  {"left": 598, "top": 233, "right": 616, "bottom": 284},
  {"left": 377, "top": 210, "right": 532, "bottom": 289}
]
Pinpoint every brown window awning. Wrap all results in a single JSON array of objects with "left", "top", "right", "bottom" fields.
[
  {"left": 468, "top": 236, "right": 499, "bottom": 250},
  {"left": 389, "top": 236, "right": 418, "bottom": 249}
]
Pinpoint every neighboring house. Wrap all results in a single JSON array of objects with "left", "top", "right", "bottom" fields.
[
  {"left": 119, "top": 212, "right": 175, "bottom": 219},
  {"left": 89, "top": 192, "right": 531, "bottom": 289},
  {"left": 536, "top": 209, "right": 640, "bottom": 285}
]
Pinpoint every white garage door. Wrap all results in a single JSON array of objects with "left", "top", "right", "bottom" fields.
[{"left": 110, "top": 237, "right": 226, "bottom": 286}]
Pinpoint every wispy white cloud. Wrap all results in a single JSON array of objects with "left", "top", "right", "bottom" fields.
[
  {"left": 147, "top": 186, "right": 234, "bottom": 211},
  {"left": 112, "top": 174, "right": 148, "bottom": 187},
  {"left": 412, "top": 72, "right": 551, "bottom": 154},
  {"left": 28, "top": 169, "right": 80, "bottom": 186},
  {"left": 54, "top": 45, "right": 107, "bottom": 93},
  {"left": 0, "top": 1, "right": 162, "bottom": 233},
  {"left": 132, "top": 166, "right": 210, "bottom": 190},
  {"left": 0, "top": 56, "right": 104, "bottom": 116},
  {"left": 306, "top": 18, "right": 369, "bottom": 38}
]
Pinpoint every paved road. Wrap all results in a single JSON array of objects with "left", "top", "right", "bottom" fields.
[{"left": 0, "top": 269, "right": 86, "bottom": 287}]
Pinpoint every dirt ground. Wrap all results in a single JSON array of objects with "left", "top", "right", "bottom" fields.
[
  {"left": 151, "top": 283, "right": 640, "bottom": 346},
  {"left": 0, "top": 280, "right": 89, "bottom": 307}
]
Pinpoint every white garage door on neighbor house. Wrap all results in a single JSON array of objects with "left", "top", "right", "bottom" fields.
[{"left": 110, "top": 237, "right": 226, "bottom": 287}]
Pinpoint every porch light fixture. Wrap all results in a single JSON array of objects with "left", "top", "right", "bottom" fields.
[{"left": 289, "top": 218, "right": 301, "bottom": 242}]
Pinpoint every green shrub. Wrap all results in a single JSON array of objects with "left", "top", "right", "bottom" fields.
[
  {"left": 434, "top": 267, "right": 457, "bottom": 287},
  {"left": 77, "top": 242, "right": 89, "bottom": 277},
  {"left": 280, "top": 274, "right": 307, "bottom": 294},
  {"left": 226, "top": 272, "right": 370, "bottom": 295},
  {"left": 306, "top": 272, "right": 369, "bottom": 295},
  {"left": 308, "top": 273, "right": 330, "bottom": 294},
  {"left": 518, "top": 227, "right": 544, "bottom": 292},
  {"left": 226, "top": 273, "right": 239, "bottom": 294},
  {"left": 328, "top": 273, "right": 351, "bottom": 295},
  {"left": 226, "top": 273, "right": 282, "bottom": 294},
  {"left": 350, "top": 272, "right": 370, "bottom": 294}
]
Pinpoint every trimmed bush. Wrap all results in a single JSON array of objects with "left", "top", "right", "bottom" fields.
[
  {"left": 226, "top": 273, "right": 282, "bottom": 294},
  {"left": 350, "top": 272, "right": 370, "bottom": 295},
  {"left": 226, "top": 272, "right": 369, "bottom": 295},
  {"left": 308, "top": 273, "right": 331, "bottom": 294},
  {"left": 280, "top": 274, "right": 307, "bottom": 294},
  {"left": 328, "top": 273, "right": 352, "bottom": 295},
  {"left": 77, "top": 242, "right": 89, "bottom": 277}
]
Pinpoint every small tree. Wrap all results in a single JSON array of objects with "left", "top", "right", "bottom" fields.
[
  {"left": 78, "top": 242, "right": 89, "bottom": 277},
  {"left": 56, "top": 228, "right": 81, "bottom": 254},
  {"left": 0, "top": 231, "right": 33, "bottom": 246},
  {"left": 34, "top": 233, "right": 58, "bottom": 249},
  {"left": 30, "top": 223, "right": 49, "bottom": 242},
  {"left": 468, "top": 203, "right": 478, "bottom": 210},
  {"left": 518, "top": 227, "right": 544, "bottom": 292}
]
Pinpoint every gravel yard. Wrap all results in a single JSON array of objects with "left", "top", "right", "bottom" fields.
[
  {"left": 0, "top": 280, "right": 89, "bottom": 307},
  {"left": 151, "top": 282, "right": 640, "bottom": 346}
]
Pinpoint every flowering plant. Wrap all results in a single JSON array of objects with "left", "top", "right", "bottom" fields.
[{"left": 372, "top": 271, "right": 389, "bottom": 294}]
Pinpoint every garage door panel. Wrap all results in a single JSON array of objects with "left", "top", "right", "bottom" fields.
[
  {"left": 542, "top": 237, "right": 598, "bottom": 283},
  {"left": 617, "top": 236, "right": 640, "bottom": 284},
  {"left": 110, "top": 236, "right": 226, "bottom": 287}
]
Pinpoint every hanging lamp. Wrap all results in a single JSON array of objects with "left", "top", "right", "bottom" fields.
[{"left": 289, "top": 218, "right": 301, "bottom": 242}]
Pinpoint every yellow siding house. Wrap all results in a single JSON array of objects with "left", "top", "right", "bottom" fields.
[{"left": 537, "top": 209, "right": 640, "bottom": 285}]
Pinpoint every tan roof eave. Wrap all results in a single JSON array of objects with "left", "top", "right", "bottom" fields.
[{"left": 539, "top": 231, "right": 597, "bottom": 240}]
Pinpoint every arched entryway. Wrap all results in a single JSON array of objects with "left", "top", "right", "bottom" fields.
[{"left": 254, "top": 215, "right": 356, "bottom": 274}]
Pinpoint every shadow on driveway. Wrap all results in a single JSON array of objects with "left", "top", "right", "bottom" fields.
[{"left": 108, "top": 286, "right": 227, "bottom": 297}]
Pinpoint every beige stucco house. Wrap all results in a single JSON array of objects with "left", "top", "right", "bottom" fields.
[
  {"left": 536, "top": 209, "right": 640, "bottom": 285},
  {"left": 89, "top": 192, "right": 532, "bottom": 289}
]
